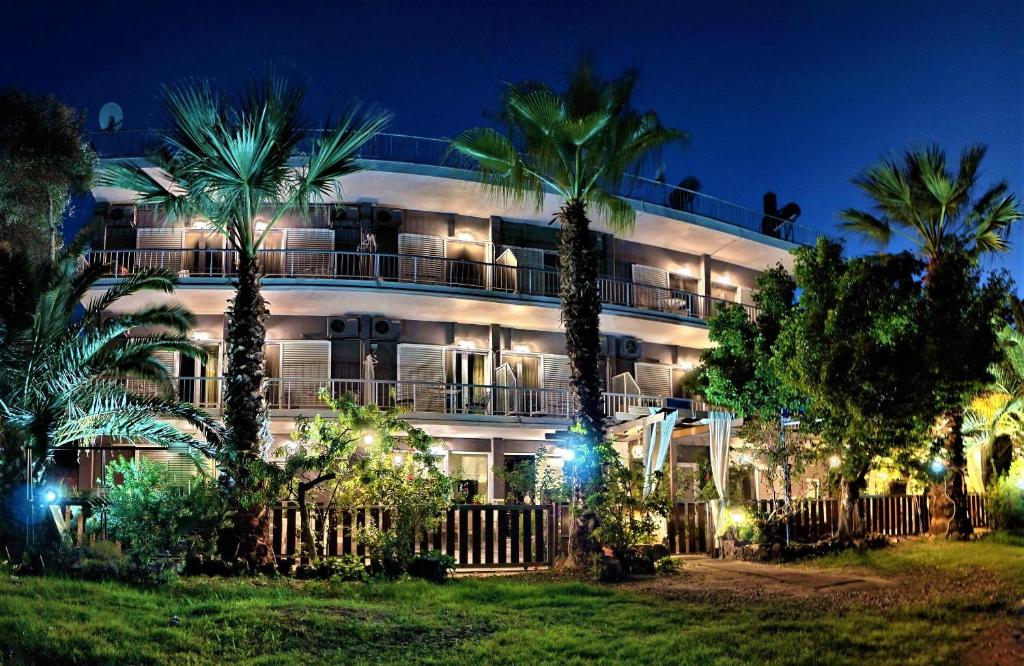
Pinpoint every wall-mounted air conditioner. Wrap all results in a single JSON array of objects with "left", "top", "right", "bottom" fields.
[
  {"left": 617, "top": 336, "right": 643, "bottom": 360},
  {"left": 371, "top": 317, "right": 402, "bottom": 340},
  {"left": 328, "top": 317, "right": 360, "bottom": 338}
]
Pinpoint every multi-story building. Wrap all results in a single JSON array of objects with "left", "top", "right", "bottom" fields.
[{"left": 74, "top": 132, "right": 819, "bottom": 504}]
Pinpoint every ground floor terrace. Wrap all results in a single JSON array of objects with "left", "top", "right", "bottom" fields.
[{"left": 2, "top": 536, "right": 1021, "bottom": 665}]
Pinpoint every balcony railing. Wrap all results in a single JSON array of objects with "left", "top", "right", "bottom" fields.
[
  {"left": 85, "top": 248, "right": 757, "bottom": 321},
  {"left": 124, "top": 376, "right": 701, "bottom": 421},
  {"left": 88, "top": 130, "right": 820, "bottom": 246}
]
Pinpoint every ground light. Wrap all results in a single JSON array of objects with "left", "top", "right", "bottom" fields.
[
  {"left": 930, "top": 458, "right": 946, "bottom": 475},
  {"left": 41, "top": 487, "right": 61, "bottom": 504},
  {"left": 562, "top": 449, "right": 575, "bottom": 462}
]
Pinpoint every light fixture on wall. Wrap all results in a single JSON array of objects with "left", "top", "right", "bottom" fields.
[
  {"left": 457, "top": 340, "right": 476, "bottom": 350},
  {"left": 512, "top": 344, "right": 530, "bottom": 354},
  {"left": 191, "top": 331, "right": 211, "bottom": 342},
  {"left": 456, "top": 231, "right": 474, "bottom": 242},
  {"left": 678, "top": 361, "right": 695, "bottom": 370},
  {"left": 429, "top": 444, "right": 447, "bottom": 457},
  {"left": 630, "top": 444, "right": 644, "bottom": 460}
]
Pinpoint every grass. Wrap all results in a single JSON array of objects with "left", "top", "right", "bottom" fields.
[{"left": 1, "top": 537, "right": 1022, "bottom": 665}]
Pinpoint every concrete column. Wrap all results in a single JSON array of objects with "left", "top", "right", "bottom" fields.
[{"left": 491, "top": 437, "right": 504, "bottom": 502}]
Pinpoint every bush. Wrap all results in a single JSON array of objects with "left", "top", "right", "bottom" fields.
[
  {"left": 296, "top": 554, "right": 368, "bottom": 581},
  {"left": 99, "top": 459, "right": 224, "bottom": 565},
  {"left": 408, "top": 550, "right": 456, "bottom": 584},
  {"left": 989, "top": 460, "right": 1024, "bottom": 534},
  {"left": 655, "top": 556, "right": 679, "bottom": 576}
]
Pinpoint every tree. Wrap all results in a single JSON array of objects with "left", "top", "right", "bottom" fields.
[
  {"left": 691, "top": 265, "right": 814, "bottom": 511},
  {"left": 280, "top": 391, "right": 452, "bottom": 572},
  {"left": 963, "top": 325, "right": 1024, "bottom": 486},
  {"left": 0, "top": 236, "right": 220, "bottom": 555},
  {"left": 0, "top": 88, "right": 96, "bottom": 260},
  {"left": 776, "top": 239, "right": 933, "bottom": 539},
  {"left": 99, "top": 79, "right": 391, "bottom": 566},
  {"left": 449, "top": 62, "right": 685, "bottom": 565},
  {"left": 840, "top": 144, "right": 1021, "bottom": 537}
]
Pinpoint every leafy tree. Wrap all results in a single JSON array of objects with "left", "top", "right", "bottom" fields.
[
  {"left": 840, "top": 144, "right": 1021, "bottom": 536},
  {"left": 691, "top": 265, "right": 814, "bottom": 509},
  {"left": 99, "top": 79, "right": 390, "bottom": 566},
  {"left": 0, "top": 88, "right": 95, "bottom": 260},
  {"left": 0, "top": 236, "right": 220, "bottom": 555},
  {"left": 776, "top": 239, "right": 933, "bottom": 538},
  {"left": 450, "top": 62, "right": 685, "bottom": 565},
  {"left": 279, "top": 391, "right": 452, "bottom": 572}
]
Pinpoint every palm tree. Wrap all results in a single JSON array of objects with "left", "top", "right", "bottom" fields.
[
  {"left": 0, "top": 236, "right": 220, "bottom": 552},
  {"left": 964, "top": 326, "right": 1024, "bottom": 486},
  {"left": 99, "top": 79, "right": 390, "bottom": 566},
  {"left": 840, "top": 144, "right": 1021, "bottom": 536},
  {"left": 450, "top": 62, "right": 685, "bottom": 563}
]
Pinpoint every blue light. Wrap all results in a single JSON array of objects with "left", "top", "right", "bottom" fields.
[
  {"left": 930, "top": 458, "right": 946, "bottom": 475},
  {"left": 562, "top": 449, "right": 576, "bottom": 462},
  {"left": 42, "top": 488, "right": 60, "bottom": 504}
]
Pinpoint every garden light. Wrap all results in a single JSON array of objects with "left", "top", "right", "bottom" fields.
[
  {"left": 562, "top": 448, "right": 576, "bottom": 462},
  {"left": 828, "top": 455, "right": 842, "bottom": 469},
  {"left": 631, "top": 444, "right": 644, "bottom": 460},
  {"left": 362, "top": 432, "right": 376, "bottom": 445},
  {"left": 42, "top": 488, "right": 60, "bottom": 504},
  {"left": 930, "top": 458, "right": 946, "bottom": 475},
  {"left": 392, "top": 453, "right": 405, "bottom": 466},
  {"left": 730, "top": 510, "right": 746, "bottom": 525}
]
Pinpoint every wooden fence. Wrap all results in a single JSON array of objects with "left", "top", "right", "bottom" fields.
[
  {"left": 271, "top": 503, "right": 557, "bottom": 570},
  {"left": 666, "top": 501, "right": 710, "bottom": 554}
]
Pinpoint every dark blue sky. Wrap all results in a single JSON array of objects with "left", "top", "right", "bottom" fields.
[{"left": 4, "top": 0, "right": 1022, "bottom": 285}]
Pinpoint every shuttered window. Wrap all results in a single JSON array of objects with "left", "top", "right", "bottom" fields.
[
  {"left": 284, "top": 228, "right": 334, "bottom": 276},
  {"left": 632, "top": 264, "right": 670, "bottom": 309},
  {"left": 138, "top": 449, "right": 207, "bottom": 489},
  {"left": 136, "top": 228, "right": 184, "bottom": 272},
  {"left": 540, "top": 354, "right": 572, "bottom": 416},
  {"left": 397, "top": 343, "right": 446, "bottom": 411},
  {"left": 500, "top": 245, "right": 551, "bottom": 295},
  {"left": 398, "top": 233, "right": 446, "bottom": 283},
  {"left": 280, "top": 341, "right": 330, "bottom": 408},
  {"left": 635, "top": 362, "right": 673, "bottom": 398}
]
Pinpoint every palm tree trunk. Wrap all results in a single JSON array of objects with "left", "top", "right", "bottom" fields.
[
  {"left": 557, "top": 200, "right": 606, "bottom": 570},
  {"left": 219, "top": 252, "right": 276, "bottom": 568},
  {"left": 927, "top": 411, "right": 974, "bottom": 540}
]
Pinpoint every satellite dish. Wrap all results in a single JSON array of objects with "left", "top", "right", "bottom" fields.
[{"left": 98, "top": 102, "right": 124, "bottom": 131}]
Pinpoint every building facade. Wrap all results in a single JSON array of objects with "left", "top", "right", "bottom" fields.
[{"left": 74, "top": 132, "right": 818, "bottom": 503}]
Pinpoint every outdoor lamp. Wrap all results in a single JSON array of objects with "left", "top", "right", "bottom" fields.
[
  {"left": 828, "top": 455, "right": 842, "bottom": 469},
  {"left": 362, "top": 433, "right": 376, "bottom": 445},
  {"left": 562, "top": 448, "right": 576, "bottom": 462},
  {"left": 930, "top": 458, "right": 946, "bottom": 475},
  {"left": 42, "top": 488, "right": 60, "bottom": 504}
]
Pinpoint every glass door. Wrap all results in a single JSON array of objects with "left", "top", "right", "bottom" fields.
[
  {"left": 177, "top": 343, "right": 221, "bottom": 409},
  {"left": 450, "top": 348, "right": 491, "bottom": 413}
]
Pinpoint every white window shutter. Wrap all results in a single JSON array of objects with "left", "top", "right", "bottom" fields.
[
  {"left": 506, "top": 245, "right": 547, "bottom": 294},
  {"left": 738, "top": 286, "right": 757, "bottom": 307},
  {"left": 280, "top": 341, "right": 330, "bottom": 408},
  {"left": 398, "top": 233, "right": 446, "bottom": 283},
  {"left": 284, "top": 228, "right": 334, "bottom": 276},
  {"left": 540, "top": 354, "right": 571, "bottom": 416},
  {"left": 136, "top": 228, "right": 184, "bottom": 272},
  {"left": 632, "top": 264, "right": 669, "bottom": 308},
  {"left": 635, "top": 362, "right": 672, "bottom": 397},
  {"left": 397, "top": 343, "right": 446, "bottom": 411}
]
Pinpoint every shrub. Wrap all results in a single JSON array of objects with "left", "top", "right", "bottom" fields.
[
  {"left": 295, "top": 554, "right": 367, "bottom": 581},
  {"left": 655, "top": 556, "right": 679, "bottom": 576},
  {"left": 589, "top": 441, "right": 669, "bottom": 557},
  {"left": 989, "top": 459, "right": 1024, "bottom": 534},
  {"left": 408, "top": 550, "right": 456, "bottom": 584},
  {"left": 99, "top": 458, "right": 224, "bottom": 564}
]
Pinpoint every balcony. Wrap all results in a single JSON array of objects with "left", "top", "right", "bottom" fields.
[
  {"left": 85, "top": 249, "right": 758, "bottom": 322},
  {"left": 88, "top": 131, "right": 820, "bottom": 247},
  {"left": 124, "top": 377, "right": 692, "bottom": 422}
]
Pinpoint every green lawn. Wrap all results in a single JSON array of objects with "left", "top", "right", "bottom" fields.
[{"left": 1, "top": 537, "right": 1022, "bottom": 665}]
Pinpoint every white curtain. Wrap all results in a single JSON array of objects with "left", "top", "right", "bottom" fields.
[
  {"left": 708, "top": 410, "right": 732, "bottom": 537},
  {"left": 643, "top": 410, "right": 678, "bottom": 498}
]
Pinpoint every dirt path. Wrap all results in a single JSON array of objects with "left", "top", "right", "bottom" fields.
[{"left": 692, "top": 559, "right": 895, "bottom": 594}]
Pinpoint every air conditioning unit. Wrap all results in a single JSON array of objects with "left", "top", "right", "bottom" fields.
[
  {"left": 106, "top": 205, "right": 135, "bottom": 225},
  {"left": 330, "top": 205, "right": 361, "bottom": 223},
  {"left": 327, "top": 317, "right": 360, "bottom": 338},
  {"left": 598, "top": 335, "right": 612, "bottom": 357},
  {"left": 371, "top": 317, "right": 401, "bottom": 340},
  {"left": 617, "top": 336, "right": 643, "bottom": 360},
  {"left": 374, "top": 207, "right": 403, "bottom": 225}
]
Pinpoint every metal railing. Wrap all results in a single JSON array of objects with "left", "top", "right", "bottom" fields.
[
  {"left": 87, "top": 130, "right": 820, "bottom": 245},
  {"left": 85, "top": 248, "right": 756, "bottom": 322},
  {"left": 123, "top": 376, "right": 576, "bottom": 418}
]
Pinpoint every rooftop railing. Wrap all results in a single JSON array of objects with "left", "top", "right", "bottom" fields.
[
  {"left": 88, "top": 130, "right": 820, "bottom": 246},
  {"left": 85, "top": 248, "right": 758, "bottom": 322}
]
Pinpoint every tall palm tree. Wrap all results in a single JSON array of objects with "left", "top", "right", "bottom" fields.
[
  {"left": 99, "top": 79, "right": 391, "bottom": 566},
  {"left": 450, "top": 62, "right": 685, "bottom": 564},
  {"left": 0, "top": 236, "right": 220, "bottom": 551},
  {"left": 840, "top": 144, "right": 1021, "bottom": 536}
]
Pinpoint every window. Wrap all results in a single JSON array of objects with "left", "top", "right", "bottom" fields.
[{"left": 449, "top": 452, "right": 489, "bottom": 503}]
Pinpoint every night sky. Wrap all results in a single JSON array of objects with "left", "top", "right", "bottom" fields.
[{"left": 3, "top": 0, "right": 1021, "bottom": 287}]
